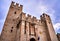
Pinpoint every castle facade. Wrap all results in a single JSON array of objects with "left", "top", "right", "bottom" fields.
[{"left": 0, "top": 1, "right": 58, "bottom": 41}]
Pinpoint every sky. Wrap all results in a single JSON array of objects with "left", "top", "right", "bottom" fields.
[{"left": 0, "top": 0, "right": 60, "bottom": 34}]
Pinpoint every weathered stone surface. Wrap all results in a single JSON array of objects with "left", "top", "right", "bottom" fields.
[
  {"left": 0, "top": 1, "right": 58, "bottom": 41},
  {"left": 57, "top": 33, "right": 60, "bottom": 41}
]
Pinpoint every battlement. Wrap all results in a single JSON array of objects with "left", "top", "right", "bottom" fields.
[
  {"left": 32, "top": 16, "right": 36, "bottom": 20},
  {"left": 10, "top": 1, "right": 51, "bottom": 25},
  {"left": 31, "top": 16, "right": 37, "bottom": 24},
  {"left": 18, "top": 11, "right": 52, "bottom": 25},
  {"left": 20, "top": 12, "right": 47, "bottom": 25},
  {"left": 10, "top": 1, "right": 23, "bottom": 11},
  {"left": 40, "top": 13, "right": 50, "bottom": 21},
  {"left": 26, "top": 14, "right": 32, "bottom": 22},
  {"left": 11, "top": 1, "right": 15, "bottom": 5},
  {"left": 20, "top": 12, "right": 26, "bottom": 20},
  {"left": 27, "top": 14, "right": 31, "bottom": 18},
  {"left": 40, "top": 13, "right": 50, "bottom": 18}
]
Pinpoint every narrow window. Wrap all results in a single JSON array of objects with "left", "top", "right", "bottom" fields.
[
  {"left": 29, "top": 22, "right": 31, "bottom": 35},
  {"left": 14, "top": 11, "right": 16, "bottom": 14},
  {"left": 24, "top": 30, "right": 26, "bottom": 34},
  {"left": 17, "top": 21, "right": 20, "bottom": 29},
  {"left": 38, "top": 37, "right": 40, "bottom": 40},
  {"left": 24, "top": 21, "right": 26, "bottom": 34},
  {"left": 11, "top": 30, "right": 13, "bottom": 32}
]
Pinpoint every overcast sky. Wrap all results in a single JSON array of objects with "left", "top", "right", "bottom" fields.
[{"left": 0, "top": 0, "right": 60, "bottom": 34}]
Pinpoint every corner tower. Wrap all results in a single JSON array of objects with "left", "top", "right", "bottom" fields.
[{"left": 41, "top": 13, "right": 58, "bottom": 41}]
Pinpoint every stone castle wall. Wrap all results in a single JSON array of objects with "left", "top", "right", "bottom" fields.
[{"left": 0, "top": 1, "right": 58, "bottom": 41}]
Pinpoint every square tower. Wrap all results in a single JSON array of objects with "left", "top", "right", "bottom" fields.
[{"left": 0, "top": 1, "right": 58, "bottom": 41}]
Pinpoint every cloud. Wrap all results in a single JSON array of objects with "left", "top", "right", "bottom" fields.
[
  {"left": 53, "top": 23, "right": 60, "bottom": 33},
  {"left": 13, "top": 0, "right": 60, "bottom": 33},
  {"left": 12, "top": 0, "right": 57, "bottom": 21}
]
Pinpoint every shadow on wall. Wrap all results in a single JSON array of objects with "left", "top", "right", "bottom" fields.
[{"left": 0, "top": 35, "right": 1, "bottom": 40}]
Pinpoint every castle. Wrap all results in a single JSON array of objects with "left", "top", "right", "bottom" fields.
[{"left": 0, "top": 1, "right": 59, "bottom": 41}]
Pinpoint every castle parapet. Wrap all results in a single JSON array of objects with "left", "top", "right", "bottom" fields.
[
  {"left": 40, "top": 13, "right": 50, "bottom": 22},
  {"left": 20, "top": 12, "right": 26, "bottom": 21},
  {"left": 19, "top": 5, "right": 23, "bottom": 11},
  {"left": 31, "top": 16, "right": 37, "bottom": 25},
  {"left": 26, "top": 14, "right": 32, "bottom": 22},
  {"left": 16, "top": 3, "right": 19, "bottom": 8},
  {"left": 10, "top": 1, "right": 23, "bottom": 11},
  {"left": 11, "top": 1, "right": 15, "bottom": 6}
]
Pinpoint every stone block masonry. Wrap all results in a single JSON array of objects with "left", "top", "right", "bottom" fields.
[{"left": 0, "top": 1, "right": 58, "bottom": 41}]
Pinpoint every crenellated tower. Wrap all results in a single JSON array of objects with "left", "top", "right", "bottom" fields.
[
  {"left": 40, "top": 13, "right": 58, "bottom": 41},
  {"left": 0, "top": 1, "right": 58, "bottom": 41},
  {"left": 0, "top": 1, "right": 23, "bottom": 41}
]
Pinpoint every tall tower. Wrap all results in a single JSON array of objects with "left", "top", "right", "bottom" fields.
[
  {"left": 41, "top": 13, "right": 58, "bottom": 41},
  {"left": 0, "top": 1, "right": 23, "bottom": 41},
  {"left": 0, "top": 1, "right": 58, "bottom": 41}
]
